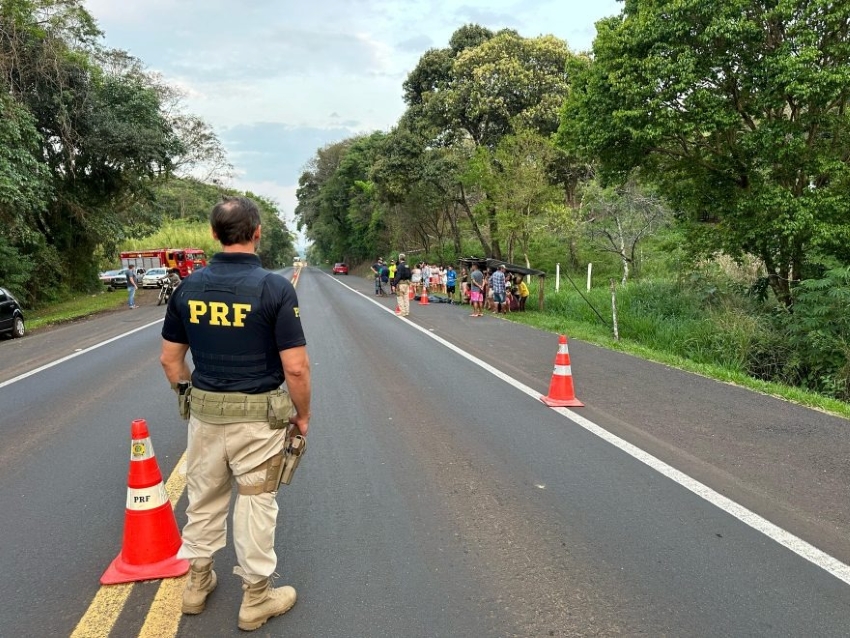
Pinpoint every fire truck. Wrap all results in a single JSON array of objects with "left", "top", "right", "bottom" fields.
[{"left": 119, "top": 248, "right": 207, "bottom": 278}]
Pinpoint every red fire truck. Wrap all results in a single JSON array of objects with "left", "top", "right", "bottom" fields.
[{"left": 119, "top": 248, "right": 207, "bottom": 278}]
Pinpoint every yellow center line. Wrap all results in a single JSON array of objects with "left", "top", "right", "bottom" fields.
[
  {"left": 71, "top": 452, "right": 188, "bottom": 638},
  {"left": 138, "top": 576, "right": 186, "bottom": 638}
]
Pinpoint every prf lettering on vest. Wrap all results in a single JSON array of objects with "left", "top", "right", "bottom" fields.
[{"left": 188, "top": 300, "right": 252, "bottom": 327}]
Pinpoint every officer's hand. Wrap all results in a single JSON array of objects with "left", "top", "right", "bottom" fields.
[{"left": 290, "top": 414, "right": 309, "bottom": 437}]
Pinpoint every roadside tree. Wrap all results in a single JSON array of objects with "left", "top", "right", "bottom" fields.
[
  {"left": 581, "top": 180, "right": 672, "bottom": 284},
  {"left": 404, "top": 26, "right": 574, "bottom": 260},
  {"left": 560, "top": 0, "right": 850, "bottom": 306}
]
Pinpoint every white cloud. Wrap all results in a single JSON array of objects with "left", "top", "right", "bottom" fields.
[
  {"left": 231, "top": 179, "right": 297, "bottom": 215},
  {"left": 83, "top": 0, "right": 623, "bottom": 249},
  {"left": 229, "top": 179, "right": 306, "bottom": 249}
]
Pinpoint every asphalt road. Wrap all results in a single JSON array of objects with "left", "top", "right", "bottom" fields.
[{"left": 2, "top": 267, "right": 850, "bottom": 637}]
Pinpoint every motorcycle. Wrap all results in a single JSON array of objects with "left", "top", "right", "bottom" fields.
[{"left": 157, "top": 280, "right": 176, "bottom": 306}]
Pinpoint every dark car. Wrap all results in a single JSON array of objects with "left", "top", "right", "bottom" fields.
[
  {"left": 0, "top": 287, "right": 25, "bottom": 338},
  {"left": 99, "top": 269, "right": 129, "bottom": 290},
  {"left": 332, "top": 262, "right": 349, "bottom": 275}
]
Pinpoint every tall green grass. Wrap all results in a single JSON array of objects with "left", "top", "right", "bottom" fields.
[
  {"left": 120, "top": 220, "right": 218, "bottom": 261},
  {"left": 512, "top": 276, "right": 850, "bottom": 419}
]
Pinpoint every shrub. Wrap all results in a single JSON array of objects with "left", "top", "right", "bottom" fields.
[{"left": 783, "top": 268, "right": 850, "bottom": 400}]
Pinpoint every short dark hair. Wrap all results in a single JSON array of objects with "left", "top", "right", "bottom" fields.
[{"left": 210, "top": 196, "right": 261, "bottom": 246}]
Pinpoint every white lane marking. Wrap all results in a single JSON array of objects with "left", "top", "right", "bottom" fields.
[
  {"left": 0, "top": 319, "right": 164, "bottom": 389},
  {"left": 327, "top": 271, "right": 850, "bottom": 587}
]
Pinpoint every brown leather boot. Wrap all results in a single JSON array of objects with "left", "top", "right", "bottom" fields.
[
  {"left": 237, "top": 577, "right": 296, "bottom": 631},
  {"left": 182, "top": 558, "right": 217, "bottom": 614}
]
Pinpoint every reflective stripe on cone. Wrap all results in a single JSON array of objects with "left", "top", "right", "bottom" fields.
[
  {"left": 100, "top": 419, "right": 189, "bottom": 585},
  {"left": 540, "top": 335, "right": 584, "bottom": 407}
]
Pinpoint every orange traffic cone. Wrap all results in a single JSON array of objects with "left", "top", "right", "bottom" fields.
[
  {"left": 395, "top": 304, "right": 401, "bottom": 314},
  {"left": 101, "top": 419, "right": 189, "bottom": 584},
  {"left": 540, "top": 335, "right": 584, "bottom": 407},
  {"left": 409, "top": 286, "right": 414, "bottom": 300},
  {"left": 419, "top": 287, "right": 430, "bottom": 305}
]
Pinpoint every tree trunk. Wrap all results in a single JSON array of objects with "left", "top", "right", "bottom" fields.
[
  {"left": 568, "top": 236, "right": 580, "bottom": 269},
  {"left": 763, "top": 254, "right": 793, "bottom": 308},
  {"left": 449, "top": 202, "right": 463, "bottom": 255},
  {"left": 458, "top": 183, "right": 492, "bottom": 256},
  {"left": 617, "top": 217, "right": 629, "bottom": 284},
  {"left": 487, "top": 199, "right": 501, "bottom": 259}
]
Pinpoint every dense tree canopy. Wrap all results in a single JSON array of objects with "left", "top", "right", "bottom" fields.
[
  {"left": 298, "top": 25, "right": 580, "bottom": 264},
  {"left": 559, "top": 0, "right": 850, "bottom": 306},
  {"left": 0, "top": 0, "right": 293, "bottom": 303}
]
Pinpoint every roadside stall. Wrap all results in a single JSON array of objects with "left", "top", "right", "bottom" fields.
[{"left": 457, "top": 257, "right": 547, "bottom": 310}]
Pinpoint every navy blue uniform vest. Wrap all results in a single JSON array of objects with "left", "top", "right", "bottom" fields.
[{"left": 174, "top": 265, "right": 283, "bottom": 393}]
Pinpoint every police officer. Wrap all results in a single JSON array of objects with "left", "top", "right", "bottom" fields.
[
  {"left": 393, "top": 253, "right": 412, "bottom": 317},
  {"left": 160, "top": 196, "right": 311, "bottom": 632}
]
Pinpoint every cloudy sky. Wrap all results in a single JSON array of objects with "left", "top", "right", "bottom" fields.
[{"left": 82, "top": 0, "right": 621, "bottom": 240}]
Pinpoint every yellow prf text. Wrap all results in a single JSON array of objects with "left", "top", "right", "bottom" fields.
[{"left": 188, "top": 300, "right": 251, "bottom": 326}]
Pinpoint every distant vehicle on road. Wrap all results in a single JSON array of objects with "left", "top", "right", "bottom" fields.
[
  {"left": 141, "top": 267, "right": 169, "bottom": 288},
  {"left": 0, "top": 287, "right": 25, "bottom": 338},
  {"left": 99, "top": 269, "right": 129, "bottom": 290},
  {"left": 333, "top": 262, "right": 349, "bottom": 275}
]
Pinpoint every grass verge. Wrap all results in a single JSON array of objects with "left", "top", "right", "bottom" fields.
[
  {"left": 506, "top": 307, "right": 850, "bottom": 421},
  {"left": 27, "top": 290, "right": 133, "bottom": 331}
]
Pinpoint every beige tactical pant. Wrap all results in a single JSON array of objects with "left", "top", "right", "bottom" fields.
[
  {"left": 396, "top": 281, "right": 410, "bottom": 316},
  {"left": 177, "top": 416, "right": 287, "bottom": 583}
]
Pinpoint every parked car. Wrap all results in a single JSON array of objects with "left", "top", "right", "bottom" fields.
[
  {"left": 0, "top": 287, "right": 25, "bottom": 338},
  {"left": 332, "top": 262, "right": 349, "bottom": 275},
  {"left": 99, "top": 269, "right": 128, "bottom": 290},
  {"left": 141, "top": 267, "right": 169, "bottom": 288}
]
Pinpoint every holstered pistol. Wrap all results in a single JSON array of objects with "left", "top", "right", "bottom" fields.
[{"left": 280, "top": 435, "right": 307, "bottom": 486}]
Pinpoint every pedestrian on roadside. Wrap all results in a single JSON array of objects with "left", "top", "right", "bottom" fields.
[
  {"left": 125, "top": 263, "right": 139, "bottom": 308},
  {"left": 460, "top": 267, "right": 469, "bottom": 303},
  {"left": 371, "top": 257, "right": 385, "bottom": 295},
  {"left": 490, "top": 264, "right": 508, "bottom": 315},
  {"left": 160, "top": 195, "right": 312, "bottom": 632},
  {"left": 446, "top": 265, "right": 457, "bottom": 302},
  {"left": 393, "top": 253, "right": 412, "bottom": 317},
  {"left": 421, "top": 262, "right": 431, "bottom": 294},
  {"left": 483, "top": 268, "right": 494, "bottom": 312},
  {"left": 469, "top": 263, "right": 485, "bottom": 317},
  {"left": 380, "top": 261, "right": 390, "bottom": 292},
  {"left": 166, "top": 268, "right": 181, "bottom": 289},
  {"left": 388, "top": 259, "right": 397, "bottom": 293},
  {"left": 516, "top": 275, "right": 529, "bottom": 311},
  {"left": 411, "top": 262, "right": 422, "bottom": 296}
]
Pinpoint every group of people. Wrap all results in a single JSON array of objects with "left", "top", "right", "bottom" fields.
[
  {"left": 370, "top": 254, "right": 531, "bottom": 316},
  {"left": 372, "top": 258, "right": 460, "bottom": 300},
  {"left": 409, "top": 262, "right": 457, "bottom": 298},
  {"left": 369, "top": 254, "right": 530, "bottom": 318},
  {"left": 461, "top": 263, "right": 529, "bottom": 317}
]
